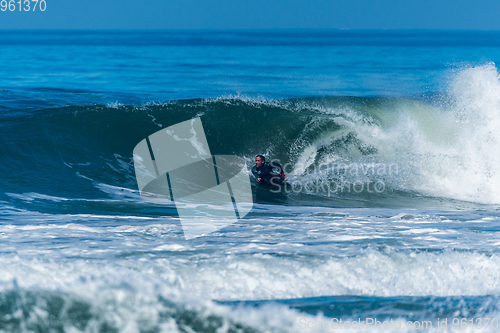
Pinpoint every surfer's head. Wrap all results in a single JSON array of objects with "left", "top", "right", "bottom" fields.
[{"left": 255, "top": 155, "right": 265, "bottom": 168}]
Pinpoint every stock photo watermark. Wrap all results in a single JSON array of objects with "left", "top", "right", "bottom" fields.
[
  {"left": 133, "top": 117, "right": 400, "bottom": 239},
  {"left": 133, "top": 117, "right": 253, "bottom": 240},
  {"left": 267, "top": 160, "right": 399, "bottom": 196},
  {"left": 1, "top": 0, "right": 46, "bottom": 11},
  {"left": 298, "top": 317, "right": 499, "bottom": 330}
]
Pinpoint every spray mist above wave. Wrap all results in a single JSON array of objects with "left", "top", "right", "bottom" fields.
[{"left": 289, "top": 64, "right": 500, "bottom": 205}]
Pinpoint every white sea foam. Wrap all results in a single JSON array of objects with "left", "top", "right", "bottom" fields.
[
  {"left": 1, "top": 249, "right": 500, "bottom": 332},
  {"left": 1, "top": 249, "right": 499, "bottom": 301},
  {"left": 1, "top": 202, "right": 500, "bottom": 332}
]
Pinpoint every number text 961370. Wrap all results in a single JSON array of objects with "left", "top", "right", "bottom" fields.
[{"left": 1, "top": 0, "right": 46, "bottom": 11}]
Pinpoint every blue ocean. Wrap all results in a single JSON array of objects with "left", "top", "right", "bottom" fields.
[{"left": 1, "top": 30, "right": 500, "bottom": 332}]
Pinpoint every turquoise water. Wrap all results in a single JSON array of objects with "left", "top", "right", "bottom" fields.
[{"left": 1, "top": 30, "right": 500, "bottom": 332}]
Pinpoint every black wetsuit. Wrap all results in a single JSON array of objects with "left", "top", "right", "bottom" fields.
[{"left": 251, "top": 161, "right": 286, "bottom": 186}]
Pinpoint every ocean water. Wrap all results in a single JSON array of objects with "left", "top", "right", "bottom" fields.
[{"left": 1, "top": 30, "right": 500, "bottom": 332}]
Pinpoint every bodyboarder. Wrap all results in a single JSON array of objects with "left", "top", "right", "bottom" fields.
[{"left": 251, "top": 155, "right": 287, "bottom": 187}]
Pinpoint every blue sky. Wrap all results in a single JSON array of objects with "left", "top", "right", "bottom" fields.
[{"left": 1, "top": 0, "right": 500, "bottom": 30}]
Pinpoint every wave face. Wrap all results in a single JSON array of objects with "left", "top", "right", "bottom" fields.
[{"left": 2, "top": 65, "right": 500, "bottom": 209}]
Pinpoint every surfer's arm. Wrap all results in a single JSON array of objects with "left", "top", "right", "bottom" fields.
[{"left": 251, "top": 166, "right": 262, "bottom": 183}]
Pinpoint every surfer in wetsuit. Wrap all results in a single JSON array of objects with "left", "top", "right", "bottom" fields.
[{"left": 251, "top": 155, "right": 287, "bottom": 186}]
